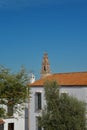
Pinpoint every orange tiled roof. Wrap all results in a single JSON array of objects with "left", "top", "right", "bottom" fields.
[
  {"left": 0, "top": 120, "right": 5, "bottom": 124},
  {"left": 30, "top": 72, "right": 87, "bottom": 86}
]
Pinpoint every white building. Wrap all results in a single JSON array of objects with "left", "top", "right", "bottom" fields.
[
  {"left": 29, "top": 53, "right": 87, "bottom": 130},
  {"left": 0, "top": 104, "right": 26, "bottom": 130},
  {"left": 0, "top": 74, "right": 35, "bottom": 130}
]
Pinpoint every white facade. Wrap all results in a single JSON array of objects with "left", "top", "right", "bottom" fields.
[
  {"left": 29, "top": 85, "right": 87, "bottom": 130},
  {"left": 4, "top": 118, "right": 25, "bottom": 130},
  {"left": 0, "top": 104, "right": 28, "bottom": 130}
]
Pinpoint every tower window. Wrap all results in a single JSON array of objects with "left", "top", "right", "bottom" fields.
[{"left": 44, "top": 66, "right": 46, "bottom": 71}]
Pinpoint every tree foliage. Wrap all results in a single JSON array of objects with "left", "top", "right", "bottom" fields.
[
  {"left": 39, "top": 80, "right": 87, "bottom": 130},
  {"left": 0, "top": 65, "right": 30, "bottom": 118}
]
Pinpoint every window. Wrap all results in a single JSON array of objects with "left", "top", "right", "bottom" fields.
[
  {"left": 44, "top": 66, "right": 46, "bottom": 71},
  {"left": 36, "top": 117, "right": 42, "bottom": 130},
  {"left": 8, "top": 123, "right": 14, "bottom": 130},
  {"left": 35, "top": 92, "right": 42, "bottom": 111},
  {"left": 0, "top": 124, "right": 4, "bottom": 130},
  {"left": 8, "top": 105, "right": 13, "bottom": 116}
]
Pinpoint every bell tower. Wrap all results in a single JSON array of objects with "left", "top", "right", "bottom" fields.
[{"left": 41, "top": 53, "right": 51, "bottom": 78}]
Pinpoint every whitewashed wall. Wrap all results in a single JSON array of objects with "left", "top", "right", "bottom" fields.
[
  {"left": 1, "top": 104, "right": 25, "bottom": 130},
  {"left": 29, "top": 87, "right": 44, "bottom": 130},
  {"left": 60, "top": 86, "right": 87, "bottom": 102},
  {"left": 29, "top": 86, "right": 87, "bottom": 130},
  {"left": 4, "top": 118, "right": 25, "bottom": 130}
]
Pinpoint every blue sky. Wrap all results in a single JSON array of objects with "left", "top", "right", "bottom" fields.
[{"left": 0, "top": 0, "right": 87, "bottom": 79}]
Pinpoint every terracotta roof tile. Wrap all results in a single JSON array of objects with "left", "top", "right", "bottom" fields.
[
  {"left": 0, "top": 120, "right": 5, "bottom": 124},
  {"left": 30, "top": 72, "right": 87, "bottom": 87}
]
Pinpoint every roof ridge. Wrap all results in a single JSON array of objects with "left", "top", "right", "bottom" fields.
[{"left": 53, "top": 71, "right": 87, "bottom": 75}]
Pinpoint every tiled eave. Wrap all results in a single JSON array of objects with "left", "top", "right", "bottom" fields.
[
  {"left": 0, "top": 120, "right": 5, "bottom": 125},
  {"left": 30, "top": 72, "right": 87, "bottom": 87}
]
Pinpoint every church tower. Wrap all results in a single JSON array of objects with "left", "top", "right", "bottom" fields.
[{"left": 41, "top": 53, "right": 51, "bottom": 78}]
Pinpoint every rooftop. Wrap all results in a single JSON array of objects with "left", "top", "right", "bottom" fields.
[
  {"left": 30, "top": 72, "right": 87, "bottom": 86},
  {"left": 0, "top": 120, "right": 5, "bottom": 124}
]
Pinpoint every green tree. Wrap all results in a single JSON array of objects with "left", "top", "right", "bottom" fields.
[
  {"left": 39, "top": 80, "right": 87, "bottom": 130},
  {"left": 0, "top": 65, "right": 30, "bottom": 118}
]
